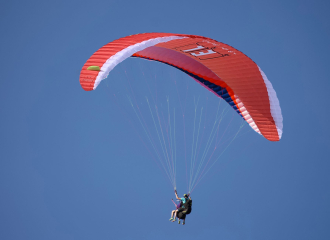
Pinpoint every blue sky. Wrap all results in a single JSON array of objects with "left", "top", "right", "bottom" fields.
[{"left": 1, "top": 0, "right": 329, "bottom": 239}]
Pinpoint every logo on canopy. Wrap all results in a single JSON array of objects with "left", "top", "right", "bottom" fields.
[{"left": 176, "top": 42, "right": 230, "bottom": 60}]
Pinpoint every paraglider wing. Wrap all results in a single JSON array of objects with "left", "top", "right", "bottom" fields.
[{"left": 79, "top": 33, "right": 283, "bottom": 141}]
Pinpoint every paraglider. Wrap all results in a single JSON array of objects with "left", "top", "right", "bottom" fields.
[
  {"left": 79, "top": 32, "right": 283, "bottom": 224},
  {"left": 169, "top": 190, "right": 192, "bottom": 225}
]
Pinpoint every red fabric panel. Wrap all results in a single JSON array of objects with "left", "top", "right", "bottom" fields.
[
  {"left": 133, "top": 46, "right": 240, "bottom": 117},
  {"left": 152, "top": 38, "right": 279, "bottom": 141},
  {"left": 80, "top": 33, "right": 183, "bottom": 91}
]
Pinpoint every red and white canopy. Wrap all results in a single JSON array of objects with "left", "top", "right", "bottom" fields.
[{"left": 79, "top": 33, "right": 283, "bottom": 141}]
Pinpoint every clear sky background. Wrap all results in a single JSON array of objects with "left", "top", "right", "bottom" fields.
[{"left": 1, "top": 0, "right": 329, "bottom": 239}]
